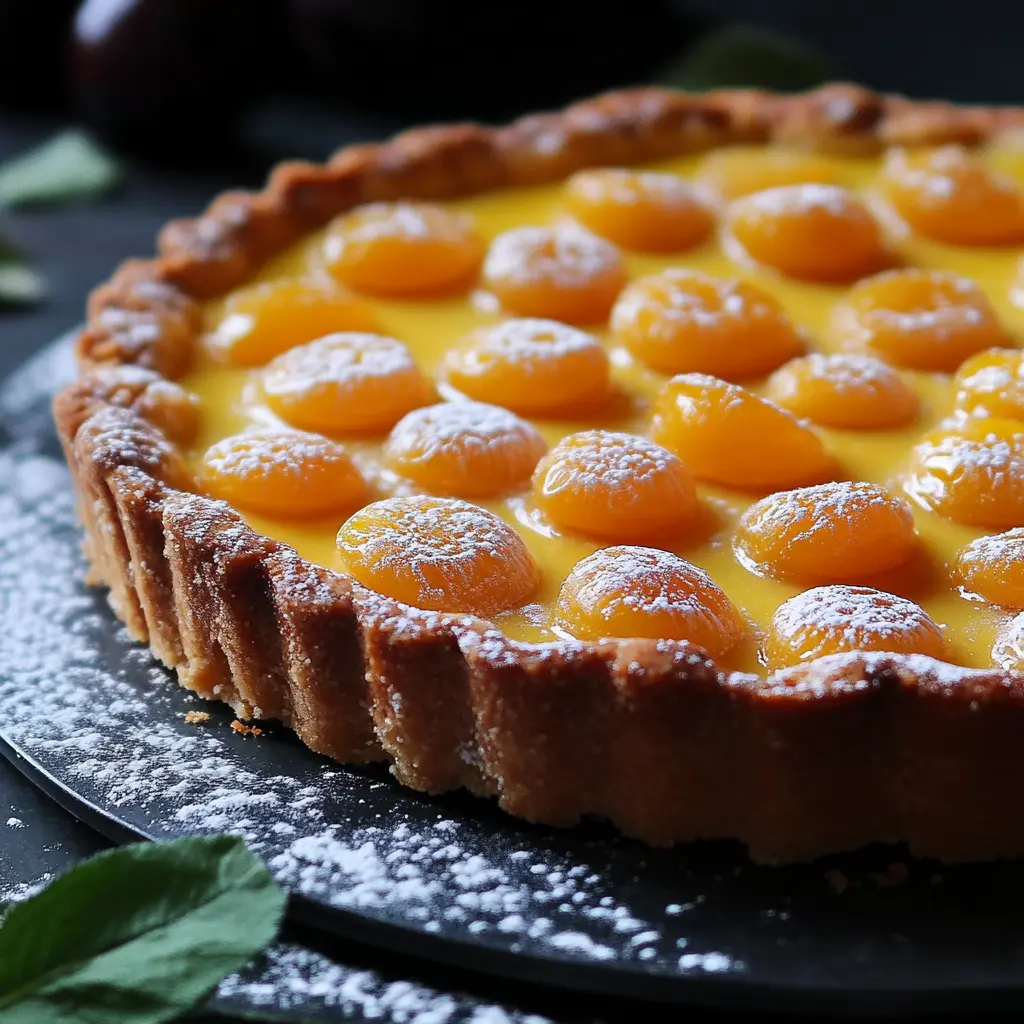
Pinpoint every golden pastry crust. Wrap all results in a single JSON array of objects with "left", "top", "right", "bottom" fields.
[{"left": 54, "top": 84, "right": 1024, "bottom": 863}]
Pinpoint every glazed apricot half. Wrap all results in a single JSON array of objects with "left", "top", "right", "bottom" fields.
[
  {"left": 565, "top": 168, "right": 714, "bottom": 253},
  {"left": 726, "top": 184, "right": 889, "bottom": 284},
  {"left": 955, "top": 529, "right": 1024, "bottom": 608},
  {"left": 765, "top": 585, "right": 945, "bottom": 669},
  {"left": 882, "top": 146, "right": 1024, "bottom": 246},
  {"left": 650, "top": 373, "right": 833, "bottom": 491},
  {"left": 955, "top": 348, "right": 1024, "bottom": 420},
  {"left": 838, "top": 269, "right": 1012, "bottom": 372},
  {"left": 201, "top": 430, "right": 368, "bottom": 519},
  {"left": 443, "top": 318, "right": 610, "bottom": 416},
  {"left": 531, "top": 430, "right": 700, "bottom": 543},
  {"left": 336, "top": 495, "right": 538, "bottom": 617},
  {"left": 611, "top": 269, "right": 804, "bottom": 380},
  {"left": 735, "top": 480, "right": 917, "bottom": 583},
  {"left": 765, "top": 353, "right": 919, "bottom": 429},
  {"left": 482, "top": 225, "right": 627, "bottom": 324},
  {"left": 695, "top": 146, "right": 841, "bottom": 202},
  {"left": 383, "top": 401, "right": 547, "bottom": 499},
  {"left": 206, "top": 279, "right": 379, "bottom": 367},
  {"left": 324, "top": 201, "right": 484, "bottom": 297},
  {"left": 261, "top": 332, "right": 433, "bottom": 435},
  {"left": 553, "top": 545, "right": 744, "bottom": 656},
  {"left": 906, "top": 418, "right": 1024, "bottom": 528}
]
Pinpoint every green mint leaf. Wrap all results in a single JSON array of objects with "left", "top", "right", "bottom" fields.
[
  {"left": 0, "top": 130, "right": 123, "bottom": 209},
  {"left": 659, "top": 23, "right": 833, "bottom": 93},
  {"left": 0, "top": 234, "right": 44, "bottom": 307},
  {"left": 0, "top": 835, "right": 286, "bottom": 1024}
]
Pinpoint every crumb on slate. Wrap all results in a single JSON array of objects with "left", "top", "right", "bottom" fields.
[
  {"left": 184, "top": 711, "right": 210, "bottom": 725},
  {"left": 231, "top": 719, "right": 263, "bottom": 736}
]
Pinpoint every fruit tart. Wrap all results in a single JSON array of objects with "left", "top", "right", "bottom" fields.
[{"left": 54, "top": 84, "right": 1024, "bottom": 862}]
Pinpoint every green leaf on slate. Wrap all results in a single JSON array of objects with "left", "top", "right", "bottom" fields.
[
  {"left": 0, "top": 234, "right": 44, "bottom": 307},
  {"left": 0, "top": 835, "right": 286, "bottom": 1024},
  {"left": 659, "top": 23, "right": 833, "bottom": 93},
  {"left": 0, "top": 129, "right": 123, "bottom": 209}
]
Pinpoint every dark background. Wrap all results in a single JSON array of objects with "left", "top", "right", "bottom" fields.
[{"left": 2, "top": 1, "right": 1023, "bottom": 1020}]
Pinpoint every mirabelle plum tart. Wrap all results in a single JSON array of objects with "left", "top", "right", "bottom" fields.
[
  {"left": 481, "top": 225, "right": 627, "bottom": 324},
  {"left": 200, "top": 430, "right": 369, "bottom": 519},
  {"left": 735, "top": 481, "right": 918, "bottom": 583},
  {"left": 531, "top": 430, "right": 699, "bottom": 543},
  {"left": 765, "top": 353, "right": 919, "bottom": 429},
  {"left": 336, "top": 495, "right": 538, "bottom": 617},
  {"left": 58, "top": 85, "right": 1024, "bottom": 864},
  {"left": 442, "top": 318, "right": 610, "bottom": 416},
  {"left": 384, "top": 401, "right": 547, "bottom": 499},
  {"left": 882, "top": 146, "right": 1024, "bottom": 246},
  {"left": 955, "top": 349, "right": 1024, "bottom": 419},
  {"left": 260, "top": 332, "right": 433, "bottom": 435},
  {"left": 564, "top": 168, "right": 714, "bottom": 253},
  {"left": 837, "top": 269, "right": 1013, "bottom": 372},
  {"left": 956, "top": 529, "right": 1024, "bottom": 608},
  {"left": 650, "top": 372, "right": 833, "bottom": 490},
  {"left": 765, "top": 585, "right": 946, "bottom": 669},
  {"left": 611, "top": 270, "right": 805, "bottom": 380},
  {"left": 726, "top": 184, "right": 890, "bottom": 284},
  {"left": 206, "top": 279, "right": 379, "bottom": 367},
  {"left": 553, "top": 545, "right": 744, "bottom": 656},
  {"left": 323, "top": 201, "right": 485, "bottom": 297}
]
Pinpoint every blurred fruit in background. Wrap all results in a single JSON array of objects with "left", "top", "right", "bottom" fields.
[
  {"left": 70, "top": 0, "right": 290, "bottom": 152},
  {"left": 0, "top": 0, "right": 717, "bottom": 155}
]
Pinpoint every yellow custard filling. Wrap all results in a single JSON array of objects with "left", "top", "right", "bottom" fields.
[{"left": 180, "top": 145, "right": 1024, "bottom": 675}]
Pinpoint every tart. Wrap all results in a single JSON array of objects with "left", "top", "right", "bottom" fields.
[{"left": 54, "top": 84, "right": 1024, "bottom": 863}]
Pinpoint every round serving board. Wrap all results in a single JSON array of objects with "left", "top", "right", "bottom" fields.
[{"left": 3, "top": 337, "right": 1024, "bottom": 1016}]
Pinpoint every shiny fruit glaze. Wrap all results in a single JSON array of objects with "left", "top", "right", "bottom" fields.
[{"left": 184, "top": 144, "right": 1024, "bottom": 673}]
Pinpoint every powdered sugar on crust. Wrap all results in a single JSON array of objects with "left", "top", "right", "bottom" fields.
[{"left": 483, "top": 226, "right": 622, "bottom": 289}]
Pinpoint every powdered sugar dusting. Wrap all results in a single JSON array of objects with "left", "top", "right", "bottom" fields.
[{"left": 483, "top": 226, "right": 622, "bottom": 289}]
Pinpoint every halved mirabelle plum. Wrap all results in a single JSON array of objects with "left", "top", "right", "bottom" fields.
[
  {"left": 261, "top": 332, "right": 433, "bottom": 435},
  {"left": 482, "top": 225, "right": 627, "bottom": 324},
  {"left": 442, "top": 318, "right": 610, "bottom": 416},
  {"left": 955, "top": 529, "right": 1024, "bottom": 607},
  {"left": 650, "top": 373, "right": 833, "bottom": 490},
  {"left": 906, "top": 418, "right": 1024, "bottom": 528},
  {"left": 206, "top": 279, "right": 379, "bottom": 367},
  {"left": 336, "top": 495, "right": 538, "bottom": 616},
  {"left": 726, "top": 184, "right": 889, "bottom": 284},
  {"left": 955, "top": 348, "right": 1024, "bottom": 420},
  {"left": 695, "top": 146, "right": 841, "bottom": 203},
  {"left": 610, "top": 269, "right": 804, "bottom": 380},
  {"left": 735, "top": 480, "right": 917, "bottom": 582},
  {"left": 882, "top": 146, "right": 1024, "bottom": 245},
  {"left": 201, "top": 430, "right": 368, "bottom": 519},
  {"left": 324, "top": 201, "right": 484, "bottom": 297},
  {"left": 383, "top": 401, "right": 547, "bottom": 499},
  {"left": 765, "top": 584, "right": 946, "bottom": 669},
  {"left": 765, "top": 353, "right": 919, "bottom": 429},
  {"left": 531, "top": 430, "right": 699, "bottom": 543},
  {"left": 838, "top": 269, "right": 1012, "bottom": 372},
  {"left": 553, "top": 545, "right": 744, "bottom": 655},
  {"left": 564, "top": 168, "right": 714, "bottom": 253}
]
